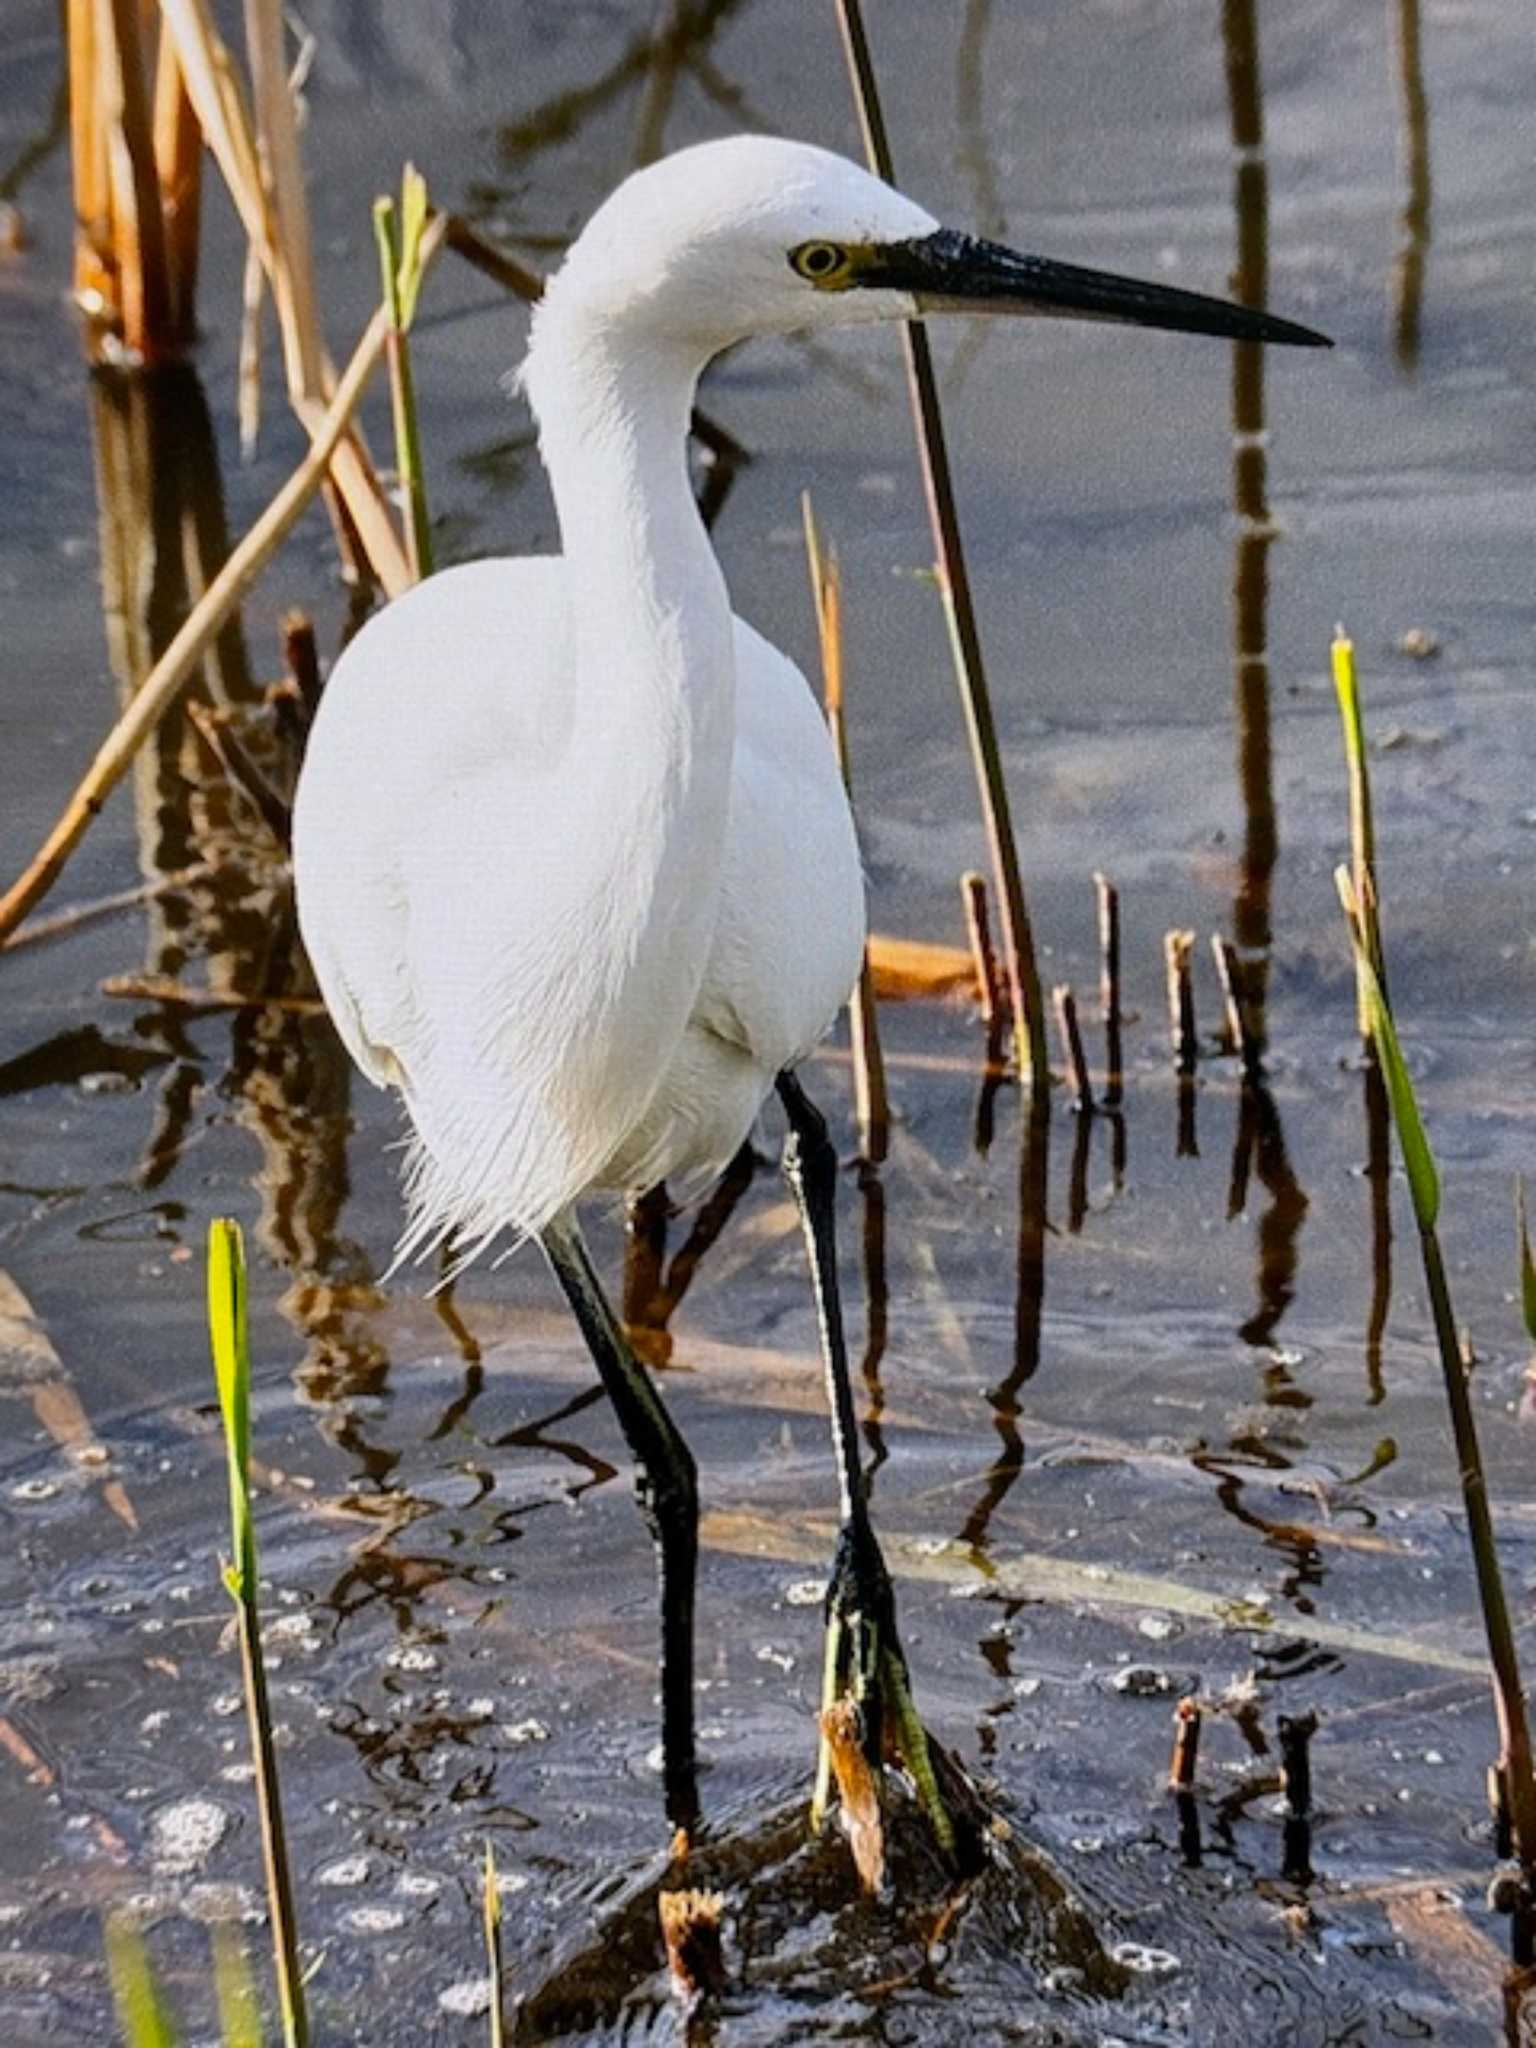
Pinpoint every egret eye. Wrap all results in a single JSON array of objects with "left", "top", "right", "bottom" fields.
[{"left": 789, "top": 240, "right": 853, "bottom": 287}]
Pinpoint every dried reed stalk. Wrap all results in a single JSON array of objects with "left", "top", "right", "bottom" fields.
[
  {"left": 834, "top": 0, "right": 1048, "bottom": 1090},
  {"left": 102, "top": 974, "right": 324, "bottom": 1011},
  {"left": 1164, "top": 929, "right": 1197, "bottom": 1074},
  {"left": 0, "top": 235, "right": 442, "bottom": 942},
  {"left": 820, "top": 1697, "right": 885, "bottom": 1894},
  {"left": 1169, "top": 1698, "right": 1202, "bottom": 1791},
  {"left": 658, "top": 1887, "right": 728, "bottom": 2009},
  {"left": 66, "top": 0, "right": 115, "bottom": 320},
  {"left": 1051, "top": 983, "right": 1093, "bottom": 1113},
  {"left": 158, "top": 0, "right": 410, "bottom": 591},
  {"left": 67, "top": 0, "right": 177, "bottom": 360},
  {"left": 0, "top": 863, "right": 215, "bottom": 954},
  {"left": 1211, "top": 934, "right": 1261, "bottom": 1078},
  {"left": 961, "top": 869, "right": 1006, "bottom": 1038},
  {"left": 1094, "top": 871, "right": 1123, "bottom": 1104},
  {"left": 804, "top": 493, "right": 888, "bottom": 1163},
  {"left": 150, "top": 20, "right": 202, "bottom": 347}
]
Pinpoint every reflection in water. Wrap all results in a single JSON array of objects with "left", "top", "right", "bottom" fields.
[
  {"left": 0, "top": 63, "right": 67, "bottom": 206},
  {"left": 1390, "top": 0, "right": 1433, "bottom": 373},
  {"left": 1362, "top": 1057, "right": 1393, "bottom": 1403},
  {"left": 946, "top": 0, "right": 1005, "bottom": 396},
  {"left": 1228, "top": 1077, "right": 1308, "bottom": 1350},
  {"left": 496, "top": 0, "right": 749, "bottom": 175},
  {"left": 86, "top": 364, "right": 390, "bottom": 1409},
  {"left": 958, "top": 1084, "right": 1048, "bottom": 1553},
  {"left": 621, "top": 1143, "right": 757, "bottom": 1366},
  {"left": 856, "top": 1158, "right": 890, "bottom": 1485},
  {"left": 88, "top": 367, "right": 264, "bottom": 1194}
]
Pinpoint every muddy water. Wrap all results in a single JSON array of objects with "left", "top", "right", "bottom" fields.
[{"left": 4, "top": 0, "right": 1536, "bottom": 2040}]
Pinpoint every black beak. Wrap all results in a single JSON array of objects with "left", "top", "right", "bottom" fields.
[{"left": 860, "top": 228, "right": 1330, "bottom": 349}]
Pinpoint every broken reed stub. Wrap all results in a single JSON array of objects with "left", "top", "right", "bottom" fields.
[
  {"left": 1094, "top": 871, "right": 1123, "bottom": 1105},
  {"left": 658, "top": 1888, "right": 727, "bottom": 2009},
  {"left": 961, "top": 869, "right": 1007, "bottom": 1036},
  {"left": 1051, "top": 983, "right": 1094, "bottom": 1113},
  {"left": 1210, "top": 935, "right": 1262, "bottom": 1079},
  {"left": 1277, "top": 1710, "right": 1318, "bottom": 1820},
  {"left": 1164, "top": 929, "right": 1198, "bottom": 1075},
  {"left": 1169, "top": 1698, "right": 1202, "bottom": 1792},
  {"left": 821, "top": 1697, "right": 886, "bottom": 1895}
]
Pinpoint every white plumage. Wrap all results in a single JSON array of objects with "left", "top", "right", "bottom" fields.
[{"left": 295, "top": 139, "right": 937, "bottom": 1263}]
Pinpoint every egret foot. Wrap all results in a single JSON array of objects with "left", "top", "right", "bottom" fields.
[{"left": 810, "top": 1510, "right": 954, "bottom": 1881}]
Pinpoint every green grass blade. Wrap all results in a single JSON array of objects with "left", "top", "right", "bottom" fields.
[
  {"left": 1355, "top": 946, "right": 1439, "bottom": 1230},
  {"left": 207, "top": 1218, "right": 253, "bottom": 1593},
  {"left": 206, "top": 1220, "right": 310, "bottom": 2048},
  {"left": 372, "top": 196, "right": 402, "bottom": 328},
  {"left": 105, "top": 1917, "right": 180, "bottom": 2048},
  {"left": 1518, "top": 1177, "right": 1536, "bottom": 1344},
  {"left": 483, "top": 1841, "right": 505, "bottom": 2048},
  {"left": 398, "top": 164, "right": 429, "bottom": 328},
  {"left": 212, "top": 1922, "right": 265, "bottom": 2048}
]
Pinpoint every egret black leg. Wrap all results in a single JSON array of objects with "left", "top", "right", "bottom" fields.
[
  {"left": 777, "top": 1071, "right": 952, "bottom": 1854},
  {"left": 541, "top": 1212, "right": 700, "bottom": 1839}
]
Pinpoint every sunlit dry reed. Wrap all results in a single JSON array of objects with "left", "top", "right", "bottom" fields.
[
  {"left": 1164, "top": 929, "right": 1197, "bottom": 1075},
  {"left": 803, "top": 493, "right": 888, "bottom": 1163}
]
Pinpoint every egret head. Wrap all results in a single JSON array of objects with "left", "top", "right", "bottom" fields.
[{"left": 531, "top": 135, "right": 1329, "bottom": 366}]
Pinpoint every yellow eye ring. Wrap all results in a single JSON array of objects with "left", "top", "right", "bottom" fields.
[{"left": 790, "top": 240, "right": 853, "bottom": 287}]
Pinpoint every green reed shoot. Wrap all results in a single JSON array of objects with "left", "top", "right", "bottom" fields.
[
  {"left": 106, "top": 1916, "right": 180, "bottom": 2047},
  {"left": 483, "top": 1842, "right": 506, "bottom": 2048},
  {"left": 1518, "top": 1178, "right": 1536, "bottom": 1347},
  {"left": 212, "top": 1922, "right": 265, "bottom": 2048},
  {"left": 1332, "top": 642, "right": 1536, "bottom": 1945},
  {"left": 373, "top": 165, "right": 434, "bottom": 581},
  {"left": 207, "top": 1220, "right": 310, "bottom": 2048},
  {"left": 1331, "top": 630, "right": 1384, "bottom": 1034}
]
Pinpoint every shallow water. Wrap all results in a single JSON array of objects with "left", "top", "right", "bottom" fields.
[{"left": 3, "top": 1, "right": 1536, "bottom": 2040}]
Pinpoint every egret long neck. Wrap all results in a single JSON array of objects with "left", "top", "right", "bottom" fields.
[
  {"left": 527, "top": 322, "right": 730, "bottom": 768},
  {"left": 521, "top": 312, "right": 733, "bottom": 1073}
]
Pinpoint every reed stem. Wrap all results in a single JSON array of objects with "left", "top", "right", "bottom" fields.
[
  {"left": 1164, "top": 929, "right": 1197, "bottom": 1075},
  {"left": 803, "top": 492, "right": 888, "bottom": 1163},
  {"left": 373, "top": 167, "right": 434, "bottom": 581},
  {"left": 1094, "top": 871, "right": 1123, "bottom": 1105},
  {"left": 1051, "top": 983, "right": 1093, "bottom": 1113},
  {"left": 482, "top": 1843, "right": 505, "bottom": 2048},
  {"left": 1338, "top": 869, "right": 1536, "bottom": 1939},
  {"left": 833, "top": 0, "right": 1048, "bottom": 1092},
  {"left": 207, "top": 1219, "right": 310, "bottom": 2048}
]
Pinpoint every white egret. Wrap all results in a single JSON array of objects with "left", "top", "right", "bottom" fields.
[{"left": 293, "top": 136, "right": 1327, "bottom": 1844}]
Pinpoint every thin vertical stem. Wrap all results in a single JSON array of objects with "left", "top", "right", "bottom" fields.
[
  {"left": 803, "top": 493, "right": 888, "bottom": 1162},
  {"left": 961, "top": 869, "right": 1007, "bottom": 1046},
  {"left": 1051, "top": 984, "right": 1093, "bottom": 1113},
  {"left": 1418, "top": 1225, "right": 1536, "bottom": 1875},
  {"left": 834, "top": 0, "right": 1048, "bottom": 1091},
  {"left": 1094, "top": 871, "right": 1123, "bottom": 1105},
  {"left": 151, "top": 25, "right": 202, "bottom": 348},
  {"left": 1164, "top": 929, "right": 1197, "bottom": 1075}
]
